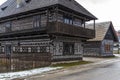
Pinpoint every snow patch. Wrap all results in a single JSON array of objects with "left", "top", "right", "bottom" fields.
[{"left": 0, "top": 67, "right": 62, "bottom": 80}]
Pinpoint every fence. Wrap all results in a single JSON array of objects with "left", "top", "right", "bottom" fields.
[{"left": 0, "top": 52, "right": 51, "bottom": 73}]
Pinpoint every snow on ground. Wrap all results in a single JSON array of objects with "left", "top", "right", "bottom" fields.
[{"left": 0, "top": 67, "right": 62, "bottom": 80}]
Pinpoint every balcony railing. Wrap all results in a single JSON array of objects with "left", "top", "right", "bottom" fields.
[
  {"left": 47, "top": 22, "right": 95, "bottom": 39},
  {"left": 0, "top": 21, "right": 95, "bottom": 40}
]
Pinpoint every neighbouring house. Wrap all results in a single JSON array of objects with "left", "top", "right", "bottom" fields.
[
  {"left": 114, "top": 31, "right": 120, "bottom": 53},
  {"left": 0, "top": 0, "right": 97, "bottom": 71},
  {"left": 117, "top": 30, "right": 120, "bottom": 40},
  {"left": 84, "top": 21, "right": 118, "bottom": 57}
]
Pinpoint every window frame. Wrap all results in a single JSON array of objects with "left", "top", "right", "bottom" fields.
[
  {"left": 104, "top": 44, "right": 111, "bottom": 53},
  {"left": 63, "top": 16, "right": 73, "bottom": 25},
  {"left": 33, "top": 15, "right": 41, "bottom": 28},
  {"left": 5, "top": 21, "right": 12, "bottom": 32},
  {"left": 63, "top": 42, "right": 74, "bottom": 55}
]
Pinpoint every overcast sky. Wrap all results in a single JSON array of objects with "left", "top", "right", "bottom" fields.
[
  {"left": 0, "top": 0, "right": 120, "bottom": 31},
  {"left": 77, "top": 0, "right": 120, "bottom": 31},
  {"left": 0, "top": 0, "right": 6, "bottom": 5}
]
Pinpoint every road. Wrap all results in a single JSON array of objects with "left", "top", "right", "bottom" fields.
[
  {"left": 51, "top": 62, "right": 120, "bottom": 80},
  {"left": 24, "top": 55, "right": 120, "bottom": 80}
]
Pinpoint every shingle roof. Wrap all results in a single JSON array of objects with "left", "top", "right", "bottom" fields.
[
  {"left": 86, "top": 21, "right": 118, "bottom": 42},
  {"left": 0, "top": 0, "right": 97, "bottom": 19}
]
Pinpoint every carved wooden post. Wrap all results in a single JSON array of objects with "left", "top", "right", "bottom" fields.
[
  {"left": 94, "top": 19, "right": 95, "bottom": 30},
  {"left": 55, "top": 5, "right": 58, "bottom": 22},
  {"left": 93, "top": 19, "right": 96, "bottom": 37},
  {"left": 83, "top": 20, "right": 86, "bottom": 28}
]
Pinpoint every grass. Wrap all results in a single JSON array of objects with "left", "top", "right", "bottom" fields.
[
  {"left": 113, "top": 50, "right": 120, "bottom": 54},
  {"left": 100, "top": 55, "right": 117, "bottom": 58},
  {"left": 51, "top": 61, "right": 92, "bottom": 68}
]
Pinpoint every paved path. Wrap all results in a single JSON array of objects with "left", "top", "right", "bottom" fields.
[{"left": 23, "top": 54, "right": 120, "bottom": 80}]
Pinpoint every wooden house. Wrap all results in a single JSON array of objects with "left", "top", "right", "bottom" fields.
[
  {"left": 84, "top": 21, "right": 118, "bottom": 57},
  {"left": 113, "top": 31, "right": 120, "bottom": 54},
  {"left": 0, "top": 0, "right": 97, "bottom": 71}
]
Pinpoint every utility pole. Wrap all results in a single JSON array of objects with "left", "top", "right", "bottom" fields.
[
  {"left": 118, "top": 43, "right": 120, "bottom": 54},
  {"left": 117, "top": 43, "right": 120, "bottom": 54}
]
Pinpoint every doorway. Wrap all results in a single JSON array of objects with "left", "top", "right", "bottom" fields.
[{"left": 5, "top": 45, "right": 12, "bottom": 59}]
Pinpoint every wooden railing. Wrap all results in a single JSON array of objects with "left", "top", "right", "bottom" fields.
[
  {"left": 0, "top": 22, "right": 95, "bottom": 40},
  {"left": 47, "top": 22, "right": 95, "bottom": 39}
]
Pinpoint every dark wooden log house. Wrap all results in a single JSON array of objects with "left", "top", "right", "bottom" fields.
[
  {"left": 84, "top": 21, "right": 118, "bottom": 57},
  {"left": 0, "top": 0, "right": 97, "bottom": 71}
]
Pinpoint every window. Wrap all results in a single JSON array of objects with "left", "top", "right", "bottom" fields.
[
  {"left": 69, "top": 19, "right": 73, "bottom": 25},
  {"left": 63, "top": 42, "right": 74, "bottom": 55},
  {"left": 64, "top": 18, "right": 69, "bottom": 24},
  {"left": 104, "top": 44, "right": 111, "bottom": 52},
  {"left": 73, "top": 18, "right": 82, "bottom": 26},
  {"left": 64, "top": 16, "right": 73, "bottom": 25},
  {"left": 5, "top": 22, "right": 12, "bottom": 32},
  {"left": 33, "top": 15, "right": 41, "bottom": 28}
]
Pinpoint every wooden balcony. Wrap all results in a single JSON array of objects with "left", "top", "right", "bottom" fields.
[
  {"left": 47, "top": 22, "right": 95, "bottom": 39},
  {"left": 0, "top": 22, "right": 95, "bottom": 41}
]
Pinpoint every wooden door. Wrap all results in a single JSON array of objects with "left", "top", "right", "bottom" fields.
[{"left": 5, "top": 45, "right": 12, "bottom": 59}]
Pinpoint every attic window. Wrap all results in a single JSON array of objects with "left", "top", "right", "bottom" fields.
[
  {"left": 16, "top": 0, "right": 23, "bottom": 8},
  {"left": 25, "top": 0, "right": 31, "bottom": 3},
  {"left": 1, "top": 6, "right": 8, "bottom": 11}
]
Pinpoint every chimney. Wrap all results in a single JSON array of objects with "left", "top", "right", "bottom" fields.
[{"left": 16, "top": 0, "right": 23, "bottom": 8}]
